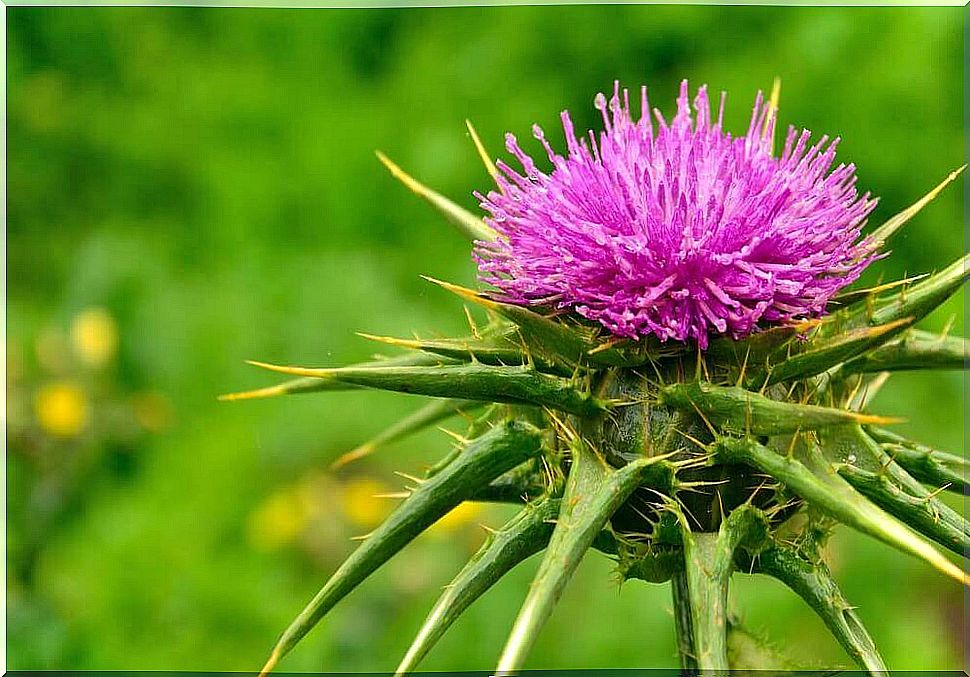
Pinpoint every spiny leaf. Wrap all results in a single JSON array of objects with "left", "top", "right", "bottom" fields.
[
  {"left": 705, "top": 322, "right": 809, "bottom": 366},
  {"left": 742, "top": 544, "right": 888, "bottom": 674},
  {"left": 726, "top": 616, "right": 802, "bottom": 672},
  {"left": 679, "top": 504, "right": 771, "bottom": 671},
  {"left": 830, "top": 274, "right": 927, "bottom": 307},
  {"left": 821, "top": 425, "right": 969, "bottom": 554},
  {"left": 495, "top": 444, "right": 669, "bottom": 673},
  {"left": 773, "top": 251, "right": 969, "bottom": 378},
  {"left": 841, "top": 329, "right": 969, "bottom": 375},
  {"left": 356, "top": 331, "right": 569, "bottom": 376},
  {"left": 331, "top": 398, "right": 482, "bottom": 469},
  {"left": 715, "top": 436, "right": 967, "bottom": 585},
  {"left": 257, "top": 420, "right": 544, "bottom": 675},
  {"left": 867, "top": 426, "right": 969, "bottom": 494},
  {"left": 470, "top": 464, "right": 548, "bottom": 504},
  {"left": 246, "top": 361, "right": 608, "bottom": 417},
  {"left": 395, "top": 497, "right": 560, "bottom": 675},
  {"left": 219, "top": 352, "right": 451, "bottom": 401},
  {"left": 836, "top": 253, "right": 970, "bottom": 332},
  {"left": 660, "top": 382, "right": 898, "bottom": 436},
  {"left": 837, "top": 464, "right": 969, "bottom": 557},
  {"left": 423, "top": 277, "right": 669, "bottom": 368},
  {"left": 376, "top": 151, "right": 497, "bottom": 242},
  {"left": 867, "top": 165, "right": 966, "bottom": 248},
  {"left": 763, "top": 317, "right": 914, "bottom": 385},
  {"left": 619, "top": 546, "right": 684, "bottom": 584}
]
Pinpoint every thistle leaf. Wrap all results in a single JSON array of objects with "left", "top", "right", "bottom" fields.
[
  {"left": 356, "top": 331, "right": 569, "bottom": 376},
  {"left": 830, "top": 274, "right": 927, "bottom": 307},
  {"left": 661, "top": 382, "right": 897, "bottom": 436},
  {"left": 866, "top": 164, "right": 966, "bottom": 248},
  {"left": 470, "top": 463, "right": 548, "bottom": 504},
  {"left": 706, "top": 322, "right": 808, "bottom": 366},
  {"left": 423, "top": 277, "right": 668, "bottom": 368},
  {"left": 375, "top": 151, "right": 498, "bottom": 242},
  {"left": 219, "top": 352, "right": 452, "bottom": 401},
  {"left": 245, "top": 361, "right": 607, "bottom": 417},
  {"left": 840, "top": 329, "right": 969, "bottom": 375},
  {"left": 331, "top": 398, "right": 482, "bottom": 469},
  {"left": 821, "top": 425, "right": 969, "bottom": 553},
  {"left": 494, "top": 444, "right": 667, "bottom": 673},
  {"left": 725, "top": 617, "right": 802, "bottom": 671},
  {"left": 716, "top": 437, "right": 968, "bottom": 585},
  {"left": 258, "top": 420, "right": 544, "bottom": 675},
  {"left": 395, "top": 497, "right": 560, "bottom": 675},
  {"left": 856, "top": 253, "right": 969, "bottom": 330},
  {"left": 763, "top": 317, "right": 914, "bottom": 385},
  {"left": 620, "top": 547, "right": 684, "bottom": 584},
  {"left": 837, "top": 463, "right": 969, "bottom": 557},
  {"left": 867, "top": 426, "right": 969, "bottom": 494},
  {"left": 744, "top": 544, "right": 888, "bottom": 674}
]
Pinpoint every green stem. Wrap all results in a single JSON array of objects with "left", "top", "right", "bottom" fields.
[
  {"left": 671, "top": 571, "right": 698, "bottom": 671},
  {"left": 682, "top": 531, "right": 732, "bottom": 673},
  {"left": 677, "top": 504, "right": 769, "bottom": 674}
]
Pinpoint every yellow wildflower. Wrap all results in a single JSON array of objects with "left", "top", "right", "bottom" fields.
[
  {"left": 71, "top": 307, "right": 118, "bottom": 368},
  {"left": 35, "top": 382, "right": 88, "bottom": 438}
]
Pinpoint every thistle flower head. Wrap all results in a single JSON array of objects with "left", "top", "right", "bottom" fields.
[{"left": 475, "top": 80, "right": 879, "bottom": 347}]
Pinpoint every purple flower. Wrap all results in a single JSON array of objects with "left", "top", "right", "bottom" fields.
[{"left": 474, "top": 81, "right": 878, "bottom": 348}]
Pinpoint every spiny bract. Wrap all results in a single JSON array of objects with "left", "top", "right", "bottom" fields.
[{"left": 225, "top": 80, "right": 968, "bottom": 676}]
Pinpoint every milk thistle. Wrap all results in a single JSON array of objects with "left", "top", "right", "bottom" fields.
[{"left": 225, "top": 79, "right": 968, "bottom": 674}]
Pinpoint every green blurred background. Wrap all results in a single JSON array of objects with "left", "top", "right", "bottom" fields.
[{"left": 6, "top": 5, "right": 966, "bottom": 672}]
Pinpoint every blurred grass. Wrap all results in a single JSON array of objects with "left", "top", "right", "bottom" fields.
[{"left": 6, "top": 5, "right": 965, "bottom": 672}]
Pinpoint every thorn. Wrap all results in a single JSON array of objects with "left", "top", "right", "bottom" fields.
[
  {"left": 374, "top": 491, "right": 411, "bottom": 499},
  {"left": 938, "top": 314, "right": 956, "bottom": 341},
  {"left": 437, "top": 426, "right": 470, "bottom": 445},
  {"left": 421, "top": 275, "right": 496, "bottom": 308},
  {"left": 464, "top": 305, "right": 481, "bottom": 338},
  {"left": 245, "top": 359, "right": 331, "bottom": 378},
  {"left": 466, "top": 119, "right": 500, "bottom": 183},
  {"left": 376, "top": 150, "right": 432, "bottom": 200},
  {"left": 851, "top": 413, "right": 905, "bottom": 426},
  {"left": 258, "top": 648, "right": 282, "bottom": 677},
  {"left": 330, "top": 443, "right": 376, "bottom": 469},
  {"left": 672, "top": 427, "right": 709, "bottom": 452},
  {"left": 676, "top": 479, "right": 729, "bottom": 491},
  {"left": 757, "top": 369, "right": 771, "bottom": 396},
  {"left": 736, "top": 345, "right": 751, "bottom": 388},
  {"left": 868, "top": 316, "right": 915, "bottom": 336},
  {"left": 394, "top": 470, "right": 425, "bottom": 485},
  {"left": 349, "top": 532, "right": 373, "bottom": 542},
  {"left": 356, "top": 332, "right": 423, "bottom": 349},
  {"left": 218, "top": 383, "right": 290, "bottom": 401},
  {"left": 851, "top": 371, "right": 891, "bottom": 412},
  {"left": 869, "top": 165, "right": 967, "bottom": 247},
  {"left": 687, "top": 401, "right": 718, "bottom": 437},
  {"left": 780, "top": 429, "right": 800, "bottom": 459},
  {"left": 763, "top": 77, "right": 781, "bottom": 155},
  {"left": 587, "top": 338, "right": 622, "bottom": 355}
]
